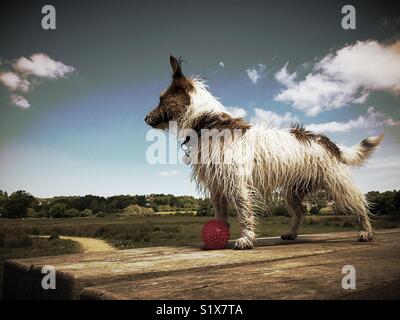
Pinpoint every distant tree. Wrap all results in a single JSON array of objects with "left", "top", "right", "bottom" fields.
[
  {"left": 0, "top": 190, "right": 8, "bottom": 217},
  {"left": 2, "top": 190, "right": 35, "bottom": 219},
  {"left": 196, "top": 198, "right": 213, "bottom": 216},
  {"left": 65, "top": 208, "right": 80, "bottom": 218},
  {"left": 393, "top": 191, "right": 400, "bottom": 213},
  {"left": 307, "top": 191, "right": 328, "bottom": 215},
  {"left": 0, "top": 190, "right": 8, "bottom": 197},
  {"left": 36, "top": 210, "right": 48, "bottom": 218},
  {"left": 49, "top": 203, "right": 67, "bottom": 218},
  {"left": 367, "top": 191, "right": 398, "bottom": 215},
  {"left": 135, "top": 195, "right": 147, "bottom": 207}
]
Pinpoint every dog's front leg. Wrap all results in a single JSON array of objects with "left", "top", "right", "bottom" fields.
[
  {"left": 210, "top": 190, "right": 228, "bottom": 222},
  {"left": 233, "top": 192, "right": 256, "bottom": 250}
]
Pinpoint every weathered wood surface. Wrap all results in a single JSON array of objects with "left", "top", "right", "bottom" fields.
[{"left": 3, "top": 229, "right": 400, "bottom": 300}]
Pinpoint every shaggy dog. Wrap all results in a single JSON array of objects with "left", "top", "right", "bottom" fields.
[{"left": 145, "top": 56, "right": 383, "bottom": 249}]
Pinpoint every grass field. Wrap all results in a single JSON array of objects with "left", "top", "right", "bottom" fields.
[{"left": 1, "top": 214, "right": 400, "bottom": 297}]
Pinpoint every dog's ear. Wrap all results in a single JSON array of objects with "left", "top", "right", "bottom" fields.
[{"left": 170, "top": 55, "right": 184, "bottom": 79}]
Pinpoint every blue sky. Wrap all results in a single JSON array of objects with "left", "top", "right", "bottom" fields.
[{"left": 0, "top": 0, "right": 399, "bottom": 197}]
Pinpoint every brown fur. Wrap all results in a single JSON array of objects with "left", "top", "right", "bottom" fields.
[
  {"left": 361, "top": 138, "right": 375, "bottom": 149},
  {"left": 190, "top": 112, "right": 251, "bottom": 134},
  {"left": 290, "top": 124, "right": 342, "bottom": 160},
  {"left": 145, "top": 56, "right": 193, "bottom": 128},
  {"left": 182, "top": 112, "right": 250, "bottom": 165}
]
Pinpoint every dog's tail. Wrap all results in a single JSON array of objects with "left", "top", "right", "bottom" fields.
[{"left": 340, "top": 132, "right": 384, "bottom": 167}]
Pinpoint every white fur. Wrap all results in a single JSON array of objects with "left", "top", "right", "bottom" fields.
[
  {"left": 179, "top": 78, "right": 382, "bottom": 249},
  {"left": 187, "top": 78, "right": 226, "bottom": 115}
]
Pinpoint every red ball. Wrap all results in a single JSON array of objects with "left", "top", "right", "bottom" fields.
[{"left": 201, "top": 220, "right": 230, "bottom": 250}]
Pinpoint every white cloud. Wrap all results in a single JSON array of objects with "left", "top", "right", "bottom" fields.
[
  {"left": 246, "top": 64, "right": 266, "bottom": 84},
  {"left": 219, "top": 61, "right": 225, "bottom": 68},
  {"left": 14, "top": 53, "right": 75, "bottom": 79},
  {"left": 0, "top": 72, "right": 30, "bottom": 92},
  {"left": 158, "top": 170, "right": 180, "bottom": 177},
  {"left": 274, "top": 40, "right": 400, "bottom": 116},
  {"left": 306, "top": 107, "right": 399, "bottom": 133},
  {"left": 275, "top": 73, "right": 368, "bottom": 116},
  {"left": 225, "top": 106, "right": 247, "bottom": 118},
  {"left": 274, "top": 63, "right": 297, "bottom": 87},
  {"left": 316, "top": 40, "right": 400, "bottom": 93},
  {"left": 250, "top": 108, "right": 298, "bottom": 128},
  {"left": 0, "top": 53, "right": 75, "bottom": 109},
  {"left": 10, "top": 94, "right": 30, "bottom": 109}
]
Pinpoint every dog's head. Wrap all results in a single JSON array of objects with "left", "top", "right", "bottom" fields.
[{"left": 145, "top": 56, "right": 193, "bottom": 129}]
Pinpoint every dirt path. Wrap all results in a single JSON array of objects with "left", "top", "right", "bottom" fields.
[
  {"left": 59, "top": 236, "right": 115, "bottom": 253},
  {"left": 34, "top": 235, "right": 116, "bottom": 253}
]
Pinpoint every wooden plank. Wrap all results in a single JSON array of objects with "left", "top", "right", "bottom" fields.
[
  {"left": 81, "top": 231, "right": 400, "bottom": 300},
  {"left": 3, "top": 229, "right": 400, "bottom": 299}
]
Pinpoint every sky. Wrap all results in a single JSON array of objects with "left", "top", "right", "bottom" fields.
[{"left": 0, "top": 0, "right": 399, "bottom": 198}]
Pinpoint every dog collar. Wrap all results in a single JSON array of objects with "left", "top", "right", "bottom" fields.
[{"left": 181, "top": 135, "right": 191, "bottom": 159}]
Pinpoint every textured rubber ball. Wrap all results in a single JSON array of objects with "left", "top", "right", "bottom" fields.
[{"left": 201, "top": 220, "right": 230, "bottom": 250}]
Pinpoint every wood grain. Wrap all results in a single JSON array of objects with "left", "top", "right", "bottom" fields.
[{"left": 3, "top": 229, "right": 400, "bottom": 300}]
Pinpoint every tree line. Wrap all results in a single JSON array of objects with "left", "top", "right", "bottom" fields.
[
  {"left": 0, "top": 189, "right": 399, "bottom": 219},
  {"left": 0, "top": 190, "right": 204, "bottom": 219}
]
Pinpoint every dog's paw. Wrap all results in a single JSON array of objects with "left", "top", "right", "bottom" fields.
[
  {"left": 234, "top": 237, "right": 254, "bottom": 250},
  {"left": 280, "top": 232, "right": 297, "bottom": 240},
  {"left": 358, "top": 231, "right": 374, "bottom": 242}
]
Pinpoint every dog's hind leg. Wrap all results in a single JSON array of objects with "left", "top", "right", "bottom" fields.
[
  {"left": 281, "top": 197, "right": 305, "bottom": 240},
  {"left": 326, "top": 178, "right": 374, "bottom": 242},
  {"left": 210, "top": 189, "right": 228, "bottom": 222},
  {"left": 232, "top": 188, "right": 256, "bottom": 250}
]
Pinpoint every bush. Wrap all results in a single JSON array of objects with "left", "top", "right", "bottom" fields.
[
  {"left": 80, "top": 209, "right": 93, "bottom": 217},
  {"left": 309, "top": 206, "right": 321, "bottom": 215},
  {"left": 49, "top": 230, "right": 60, "bottom": 240},
  {"left": 65, "top": 208, "right": 80, "bottom": 218},
  {"left": 27, "top": 208, "right": 36, "bottom": 218},
  {"left": 271, "top": 205, "right": 289, "bottom": 217},
  {"left": 49, "top": 203, "right": 67, "bottom": 218},
  {"left": 124, "top": 204, "right": 154, "bottom": 215},
  {"left": 196, "top": 199, "right": 213, "bottom": 216},
  {"left": 28, "top": 209, "right": 48, "bottom": 218}
]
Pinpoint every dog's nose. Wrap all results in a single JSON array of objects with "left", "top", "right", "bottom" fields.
[{"left": 145, "top": 116, "right": 149, "bottom": 123}]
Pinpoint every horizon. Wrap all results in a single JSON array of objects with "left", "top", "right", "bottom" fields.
[{"left": 1, "top": 188, "right": 397, "bottom": 200}]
